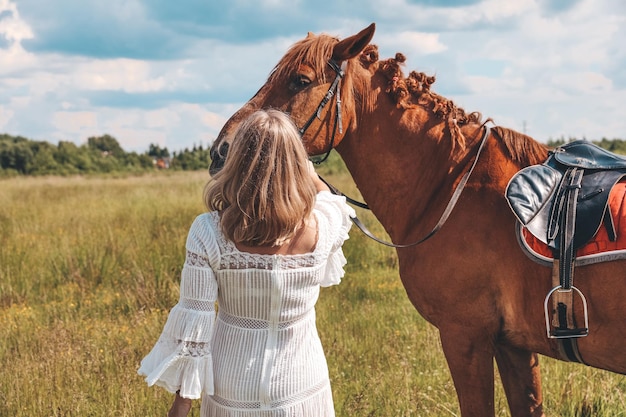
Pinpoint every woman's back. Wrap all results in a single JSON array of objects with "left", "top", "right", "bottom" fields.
[{"left": 198, "top": 197, "right": 351, "bottom": 416}]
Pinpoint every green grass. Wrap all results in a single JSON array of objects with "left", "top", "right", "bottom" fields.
[{"left": 0, "top": 169, "right": 624, "bottom": 416}]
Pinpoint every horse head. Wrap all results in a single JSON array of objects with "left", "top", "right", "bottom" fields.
[{"left": 209, "top": 23, "right": 376, "bottom": 174}]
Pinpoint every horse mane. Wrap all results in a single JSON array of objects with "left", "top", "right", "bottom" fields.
[
  {"left": 360, "top": 44, "right": 482, "bottom": 151},
  {"left": 376, "top": 48, "right": 481, "bottom": 124},
  {"left": 360, "top": 44, "right": 548, "bottom": 165},
  {"left": 491, "top": 126, "right": 549, "bottom": 167},
  {"left": 268, "top": 34, "right": 338, "bottom": 85}
]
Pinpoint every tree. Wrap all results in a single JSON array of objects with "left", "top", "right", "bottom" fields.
[
  {"left": 594, "top": 138, "right": 626, "bottom": 155},
  {"left": 147, "top": 143, "right": 170, "bottom": 158},
  {"left": 27, "top": 141, "right": 61, "bottom": 175},
  {"left": 87, "top": 134, "right": 125, "bottom": 158}
]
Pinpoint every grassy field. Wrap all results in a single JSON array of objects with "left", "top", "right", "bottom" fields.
[{"left": 0, "top": 167, "right": 625, "bottom": 416}]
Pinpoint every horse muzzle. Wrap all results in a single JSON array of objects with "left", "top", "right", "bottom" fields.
[{"left": 209, "top": 142, "right": 229, "bottom": 175}]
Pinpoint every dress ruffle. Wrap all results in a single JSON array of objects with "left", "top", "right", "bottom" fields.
[
  {"left": 138, "top": 304, "right": 216, "bottom": 399},
  {"left": 315, "top": 191, "right": 354, "bottom": 287},
  {"left": 322, "top": 247, "right": 348, "bottom": 287}
]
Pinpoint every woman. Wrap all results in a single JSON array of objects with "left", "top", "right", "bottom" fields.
[{"left": 138, "top": 109, "right": 355, "bottom": 417}]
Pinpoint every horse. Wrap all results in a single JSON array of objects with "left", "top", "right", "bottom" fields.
[{"left": 209, "top": 23, "right": 626, "bottom": 417}]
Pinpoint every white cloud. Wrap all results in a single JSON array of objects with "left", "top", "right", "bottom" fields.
[
  {"left": 0, "top": 105, "right": 14, "bottom": 130},
  {"left": 550, "top": 71, "right": 613, "bottom": 94},
  {"left": 144, "top": 108, "right": 180, "bottom": 129},
  {"left": 51, "top": 111, "right": 99, "bottom": 142},
  {"left": 0, "top": 0, "right": 33, "bottom": 42},
  {"left": 0, "top": 43, "right": 37, "bottom": 75},
  {"left": 73, "top": 59, "right": 167, "bottom": 93},
  {"left": 0, "top": 0, "right": 624, "bottom": 154},
  {"left": 378, "top": 31, "right": 447, "bottom": 56},
  {"left": 0, "top": 1, "right": 37, "bottom": 75}
]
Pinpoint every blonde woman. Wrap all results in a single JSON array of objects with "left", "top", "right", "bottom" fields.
[{"left": 138, "top": 109, "right": 354, "bottom": 417}]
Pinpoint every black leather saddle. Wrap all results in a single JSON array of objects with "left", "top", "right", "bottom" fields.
[
  {"left": 506, "top": 140, "right": 626, "bottom": 347},
  {"left": 506, "top": 140, "right": 626, "bottom": 252}
]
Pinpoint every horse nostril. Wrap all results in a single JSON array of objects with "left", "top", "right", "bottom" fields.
[{"left": 209, "top": 142, "right": 229, "bottom": 175}]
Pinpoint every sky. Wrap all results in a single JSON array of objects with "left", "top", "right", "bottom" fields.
[{"left": 0, "top": 0, "right": 624, "bottom": 153}]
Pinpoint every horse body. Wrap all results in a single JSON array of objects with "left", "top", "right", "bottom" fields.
[{"left": 210, "top": 23, "right": 626, "bottom": 417}]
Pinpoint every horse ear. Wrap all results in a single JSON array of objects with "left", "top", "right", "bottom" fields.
[{"left": 332, "top": 23, "right": 376, "bottom": 62}]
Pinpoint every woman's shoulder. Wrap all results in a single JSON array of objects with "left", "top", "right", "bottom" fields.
[
  {"left": 314, "top": 191, "right": 355, "bottom": 251},
  {"left": 192, "top": 211, "right": 219, "bottom": 225},
  {"left": 187, "top": 212, "right": 220, "bottom": 242},
  {"left": 314, "top": 191, "right": 355, "bottom": 224}
]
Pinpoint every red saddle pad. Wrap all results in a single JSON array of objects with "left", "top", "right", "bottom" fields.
[{"left": 520, "top": 181, "right": 626, "bottom": 264}]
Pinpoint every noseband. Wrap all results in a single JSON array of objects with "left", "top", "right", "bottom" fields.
[{"left": 298, "top": 59, "right": 346, "bottom": 164}]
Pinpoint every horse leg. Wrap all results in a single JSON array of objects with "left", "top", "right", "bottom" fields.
[
  {"left": 494, "top": 345, "right": 545, "bottom": 417},
  {"left": 439, "top": 327, "right": 496, "bottom": 417}
]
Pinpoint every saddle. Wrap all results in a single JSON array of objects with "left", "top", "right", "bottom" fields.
[{"left": 506, "top": 140, "right": 626, "bottom": 357}]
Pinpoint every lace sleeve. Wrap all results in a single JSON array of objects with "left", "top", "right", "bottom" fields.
[
  {"left": 314, "top": 191, "right": 354, "bottom": 287},
  {"left": 138, "top": 214, "right": 219, "bottom": 399}
]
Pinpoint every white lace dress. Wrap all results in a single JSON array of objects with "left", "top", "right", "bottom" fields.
[{"left": 138, "top": 191, "right": 354, "bottom": 417}]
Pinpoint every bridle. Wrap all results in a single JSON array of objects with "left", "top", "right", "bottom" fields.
[
  {"left": 296, "top": 57, "right": 493, "bottom": 248},
  {"left": 297, "top": 59, "right": 346, "bottom": 164}
]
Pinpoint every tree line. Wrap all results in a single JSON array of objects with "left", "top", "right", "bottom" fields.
[
  {"left": 1, "top": 133, "right": 625, "bottom": 178},
  {"left": 547, "top": 137, "right": 626, "bottom": 154},
  {"left": 0, "top": 133, "right": 212, "bottom": 177}
]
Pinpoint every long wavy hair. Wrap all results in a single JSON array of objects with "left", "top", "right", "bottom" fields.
[{"left": 205, "top": 109, "right": 317, "bottom": 247}]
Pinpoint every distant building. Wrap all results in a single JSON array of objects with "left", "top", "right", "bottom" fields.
[{"left": 154, "top": 157, "right": 171, "bottom": 169}]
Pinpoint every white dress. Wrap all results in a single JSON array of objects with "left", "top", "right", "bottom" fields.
[{"left": 138, "top": 191, "right": 354, "bottom": 417}]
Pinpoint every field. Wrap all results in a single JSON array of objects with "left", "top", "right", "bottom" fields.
[{"left": 1, "top": 167, "right": 625, "bottom": 416}]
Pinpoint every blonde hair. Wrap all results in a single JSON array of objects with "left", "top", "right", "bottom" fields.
[{"left": 205, "top": 109, "right": 317, "bottom": 247}]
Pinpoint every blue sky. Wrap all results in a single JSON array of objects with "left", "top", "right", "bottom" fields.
[{"left": 0, "top": 0, "right": 624, "bottom": 152}]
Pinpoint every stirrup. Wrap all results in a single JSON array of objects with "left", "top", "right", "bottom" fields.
[{"left": 544, "top": 285, "right": 589, "bottom": 339}]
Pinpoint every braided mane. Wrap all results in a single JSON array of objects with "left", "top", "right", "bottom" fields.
[
  {"left": 360, "top": 44, "right": 548, "bottom": 164},
  {"left": 374, "top": 46, "right": 481, "bottom": 124},
  {"left": 360, "top": 44, "right": 483, "bottom": 151}
]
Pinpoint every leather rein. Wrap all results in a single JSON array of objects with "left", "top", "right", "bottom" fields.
[{"left": 299, "top": 59, "right": 492, "bottom": 248}]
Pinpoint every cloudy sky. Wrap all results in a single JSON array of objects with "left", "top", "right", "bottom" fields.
[{"left": 0, "top": 0, "right": 624, "bottom": 153}]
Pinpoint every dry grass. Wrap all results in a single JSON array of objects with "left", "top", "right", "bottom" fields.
[{"left": 0, "top": 169, "right": 624, "bottom": 416}]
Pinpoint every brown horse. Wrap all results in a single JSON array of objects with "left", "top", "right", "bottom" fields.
[{"left": 209, "top": 23, "right": 626, "bottom": 417}]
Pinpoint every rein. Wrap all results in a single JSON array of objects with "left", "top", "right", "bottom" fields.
[{"left": 323, "top": 125, "right": 492, "bottom": 248}]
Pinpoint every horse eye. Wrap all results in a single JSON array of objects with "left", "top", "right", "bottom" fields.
[{"left": 290, "top": 74, "right": 311, "bottom": 91}]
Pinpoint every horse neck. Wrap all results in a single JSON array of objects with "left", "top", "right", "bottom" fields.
[
  {"left": 337, "top": 111, "right": 547, "bottom": 244},
  {"left": 336, "top": 108, "right": 483, "bottom": 243}
]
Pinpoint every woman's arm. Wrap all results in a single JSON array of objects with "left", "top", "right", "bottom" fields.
[
  {"left": 307, "top": 161, "right": 330, "bottom": 193},
  {"left": 167, "top": 392, "right": 192, "bottom": 417}
]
